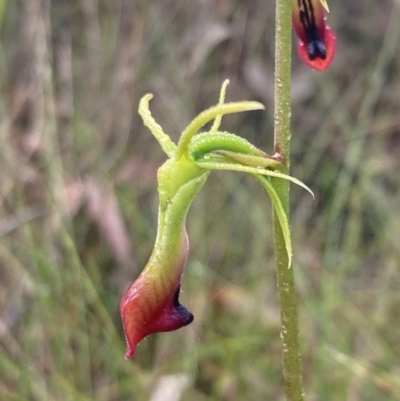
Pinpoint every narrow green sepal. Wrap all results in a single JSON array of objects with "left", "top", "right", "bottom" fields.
[
  {"left": 139, "top": 94, "right": 177, "bottom": 158},
  {"left": 195, "top": 160, "right": 314, "bottom": 198},
  {"left": 215, "top": 150, "right": 283, "bottom": 170},
  {"left": 253, "top": 175, "right": 293, "bottom": 268}
]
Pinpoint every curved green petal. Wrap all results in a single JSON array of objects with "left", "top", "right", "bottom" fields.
[
  {"left": 176, "top": 102, "right": 265, "bottom": 159},
  {"left": 253, "top": 175, "right": 292, "bottom": 268},
  {"left": 319, "top": 0, "right": 329, "bottom": 12},
  {"left": 211, "top": 79, "right": 230, "bottom": 131},
  {"left": 195, "top": 160, "right": 314, "bottom": 198}
]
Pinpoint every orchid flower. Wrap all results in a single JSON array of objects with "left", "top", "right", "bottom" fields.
[
  {"left": 120, "top": 81, "right": 312, "bottom": 358},
  {"left": 292, "top": 0, "right": 336, "bottom": 71}
]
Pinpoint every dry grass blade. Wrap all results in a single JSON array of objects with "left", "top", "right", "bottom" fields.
[{"left": 87, "top": 181, "right": 135, "bottom": 270}]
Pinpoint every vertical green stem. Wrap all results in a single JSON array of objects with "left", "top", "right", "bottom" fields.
[{"left": 272, "top": 0, "right": 305, "bottom": 400}]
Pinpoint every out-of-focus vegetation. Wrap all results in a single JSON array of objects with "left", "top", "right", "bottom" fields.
[{"left": 1, "top": 0, "right": 400, "bottom": 400}]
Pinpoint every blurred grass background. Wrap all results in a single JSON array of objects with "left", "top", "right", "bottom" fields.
[{"left": 1, "top": 0, "right": 400, "bottom": 400}]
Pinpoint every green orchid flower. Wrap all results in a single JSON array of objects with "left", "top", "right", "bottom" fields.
[{"left": 120, "top": 81, "right": 312, "bottom": 358}]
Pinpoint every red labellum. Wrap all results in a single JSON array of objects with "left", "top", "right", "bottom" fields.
[
  {"left": 120, "top": 281, "right": 193, "bottom": 358},
  {"left": 296, "top": 26, "right": 336, "bottom": 71},
  {"left": 292, "top": 0, "right": 336, "bottom": 71},
  {"left": 120, "top": 230, "right": 193, "bottom": 358}
]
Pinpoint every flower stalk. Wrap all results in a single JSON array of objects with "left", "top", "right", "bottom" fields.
[{"left": 273, "top": 0, "right": 305, "bottom": 400}]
